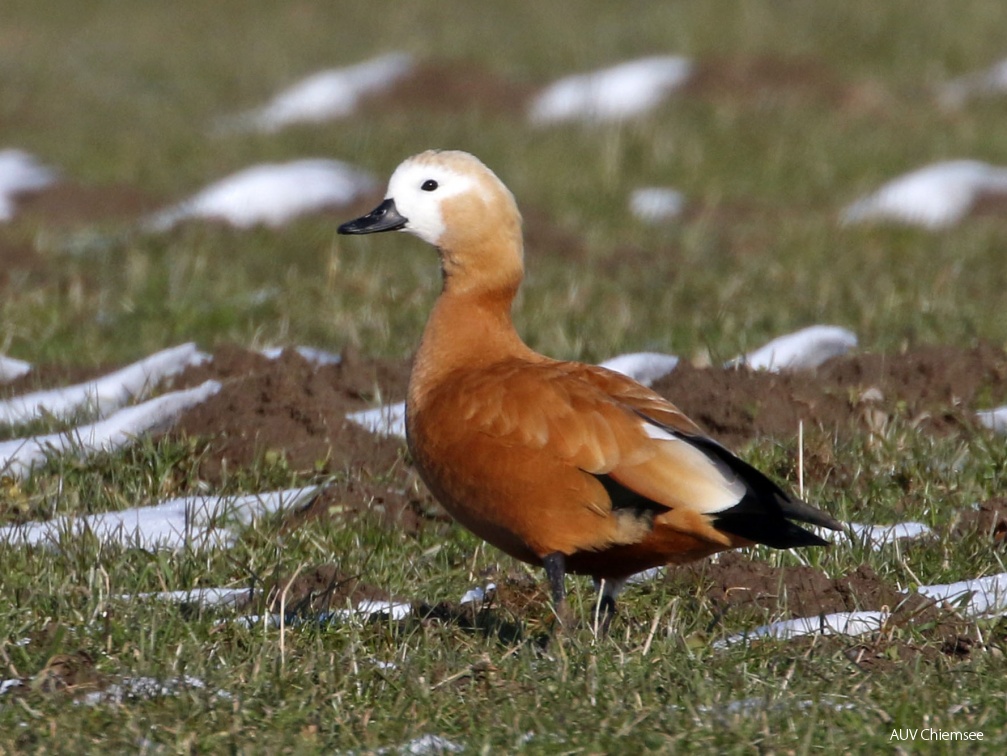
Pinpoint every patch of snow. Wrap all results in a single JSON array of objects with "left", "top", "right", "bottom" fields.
[
  {"left": 841, "top": 160, "right": 1007, "bottom": 229},
  {"left": 0, "top": 343, "right": 208, "bottom": 427},
  {"left": 939, "top": 59, "right": 1007, "bottom": 108},
  {"left": 693, "top": 694, "right": 856, "bottom": 720},
  {"left": 348, "top": 600, "right": 412, "bottom": 622},
  {"left": 0, "top": 379, "right": 221, "bottom": 479},
  {"left": 216, "top": 53, "right": 414, "bottom": 133},
  {"left": 823, "top": 521, "right": 933, "bottom": 549},
  {"left": 734, "top": 326, "right": 858, "bottom": 372},
  {"left": 3, "top": 673, "right": 229, "bottom": 705},
  {"left": 977, "top": 405, "right": 1007, "bottom": 434},
  {"left": 347, "top": 401, "right": 407, "bottom": 439},
  {"left": 240, "top": 599, "right": 412, "bottom": 629},
  {"left": 144, "top": 159, "right": 377, "bottom": 231},
  {"left": 389, "top": 734, "right": 464, "bottom": 755},
  {"left": 810, "top": 520, "right": 932, "bottom": 551},
  {"left": 629, "top": 187, "right": 686, "bottom": 223},
  {"left": 118, "top": 587, "right": 256, "bottom": 608},
  {"left": 0, "top": 149, "right": 58, "bottom": 222},
  {"left": 0, "top": 484, "right": 318, "bottom": 551},
  {"left": 459, "top": 583, "right": 496, "bottom": 605},
  {"left": 715, "top": 610, "right": 889, "bottom": 649},
  {"left": 529, "top": 56, "right": 693, "bottom": 125},
  {"left": 259, "top": 345, "right": 342, "bottom": 366},
  {"left": 79, "top": 675, "right": 231, "bottom": 706},
  {"left": 0, "top": 354, "right": 31, "bottom": 383},
  {"left": 918, "top": 573, "right": 1007, "bottom": 618},
  {"left": 599, "top": 352, "right": 680, "bottom": 386}
]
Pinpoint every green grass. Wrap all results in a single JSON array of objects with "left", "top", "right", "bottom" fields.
[
  {"left": 2, "top": 429, "right": 1006, "bottom": 752},
  {"left": 3, "top": 0, "right": 1007, "bottom": 752},
  {"left": 0, "top": 433, "right": 1005, "bottom": 751}
]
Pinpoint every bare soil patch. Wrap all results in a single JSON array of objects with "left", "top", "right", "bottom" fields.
[
  {"left": 0, "top": 358, "right": 128, "bottom": 396},
  {"left": 675, "top": 553, "right": 914, "bottom": 618},
  {"left": 682, "top": 54, "right": 895, "bottom": 119},
  {"left": 684, "top": 55, "right": 849, "bottom": 106},
  {"left": 1, "top": 181, "right": 161, "bottom": 295},
  {"left": 12, "top": 340, "right": 1001, "bottom": 528},
  {"left": 284, "top": 479, "right": 448, "bottom": 538},
  {"left": 369, "top": 55, "right": 866, "bottom": 119},
  {"left": 671, "top": 552, "right": 976, "bottom": 669},
  {"left": 968, "top": 192, "right": 1007, "bottom": 223},
  {"left": 950, "top": 497, "right": 1007, "bottom": 545},
  {"left": 15, "top": 182, "right": 162, "bottom": 227},
  {"left": 652, "top": 343, "right": 1007, "bottom": 449},
  {"left": 167, "top": 345, "right": 411, "bottom": 484},
  {"left": 0, "top": 237, "right": 47, "bottom": 289},
  {"left": 365, "top": 60, "right": 534, "bottom": 116},
  {"left": 522, "top": 206, "right": 591, "bottom": 264}
]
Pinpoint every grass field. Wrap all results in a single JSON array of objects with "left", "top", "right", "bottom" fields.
[{"left": 2, "top": 1, "right": 1007, "bottom": 752}]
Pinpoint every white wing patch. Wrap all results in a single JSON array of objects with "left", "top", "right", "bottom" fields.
[
  {"left": 642, "top": 422, "right": 681, "bottom": 442},
  {"left": 638, "top": 419, "right": 746, "bottom": 514}
]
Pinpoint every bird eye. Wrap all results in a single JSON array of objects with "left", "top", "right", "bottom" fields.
[{"left": 421, "top": 179, "right": 439, "bottom": 192}]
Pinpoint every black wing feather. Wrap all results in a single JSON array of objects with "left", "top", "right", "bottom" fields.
[{"left": 613, "top": 411, "right": 843, "bottom": 549}]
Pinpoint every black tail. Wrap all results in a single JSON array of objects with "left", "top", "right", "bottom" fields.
[{"left": 685, "top": 434, "right": 843, "bottom": 548}]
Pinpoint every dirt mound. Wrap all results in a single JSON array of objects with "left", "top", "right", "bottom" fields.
[
  {"left": 13, "top": 339, "right": 1001, "bottom": 523},
  {"left": 670, "top": 552, "right": 975, "bottom": 669},
  {"left": 284, "top": 479, "right": 448, "bottom": 537},
  {"left": 15, "top": 182, "right": 161, "bottom": 226},
  {"left": 684, "top": 55, "right": 849, "bottom": 106},
  {"left": 367, "top": 60, "right": 534, "bottom": 116},
  {"left": 0, "top": 237, "right": 47, "bottom": 290},
  {"left": 167, "top": 344, "right": 411, "bottom": 483},
  {"left": 0, "top": 181, "right": 163, "bottom": 296},
  {"left": 818, "top": 343, "right": 1007, "bottom": 410},
  {"left": 674, "top": 552, "right": 927, "bottom": 618},
  {"left": 370, "top": 55, "right": 863, "bottom": 119},
  {"left": 971, "top": 193, "right": 1007, "bottom": 221},
  {"left": 0, "top": 358, "right": 122, "bottom": 396},
  {"left": 950, "top": 498, "right": 1007, "bottom": 544},
  {"left": 522, "top": 207, "right": 590, "bottom": 264},
  {"left": 171, "top": 341, "right": 1001, "bottom": 478},
  {"left": 653, "top": 343, "right": 1007, "bottom": 448}
]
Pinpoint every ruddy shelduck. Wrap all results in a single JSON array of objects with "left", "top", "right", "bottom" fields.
[{"left": 339, "top": 150, "right": 841, "bottom": 621}]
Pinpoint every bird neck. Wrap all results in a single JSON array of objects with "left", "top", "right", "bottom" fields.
[{"left": 409, "top": 280, "right": 531, "bottom": 407}]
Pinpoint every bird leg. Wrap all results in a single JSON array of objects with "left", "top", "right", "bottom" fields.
[
  {"left": 543, "top": 552, "right": 570, "bottom": 624},
  {"left": 593, "top": 578, "right": 621, "bottom": 635}
]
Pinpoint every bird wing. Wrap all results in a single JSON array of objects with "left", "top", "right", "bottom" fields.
[
  {"left": 449, "top": 359, "right": 839, "bottom": 547},
  {"left": 453, "top": 359, "right": 744, "bottom": 519}
]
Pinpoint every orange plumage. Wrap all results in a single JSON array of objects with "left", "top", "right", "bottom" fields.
[{"left": 339, "top": 150, "right": 841, "bottom": 618}]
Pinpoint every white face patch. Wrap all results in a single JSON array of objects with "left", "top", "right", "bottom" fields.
[{"left": 385, "top": 158, "right": 486, "bottom": 246}]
